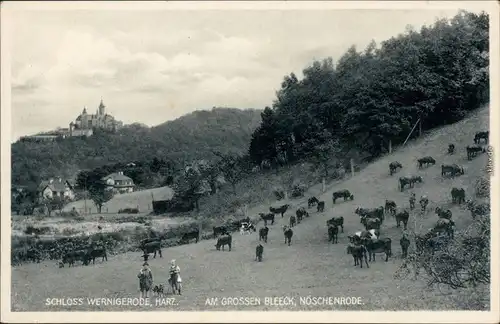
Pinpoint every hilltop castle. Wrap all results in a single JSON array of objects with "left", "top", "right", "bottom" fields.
[
  {"left": 70, "top": 99, "right": 123, "bottom": 135},
  {"left": 19, "top": 99, "right": 124, "bottom": 142}
]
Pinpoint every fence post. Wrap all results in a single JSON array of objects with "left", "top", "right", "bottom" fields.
[
  {"left": 388, "top": 140, "right": 392, "bottom": 154},
  {"left": 418, "top": 116, "right": 422, "bottom": 137},
  {"left": 322, "top": 178, "right": 326, "bottom": 193},
  {"left": 350, "top": 159, "right": 355, "bottom": 177}
]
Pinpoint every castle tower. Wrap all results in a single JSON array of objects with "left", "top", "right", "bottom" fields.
[{"left": 99, "top": 98, "right": 105, "bottom": 116}]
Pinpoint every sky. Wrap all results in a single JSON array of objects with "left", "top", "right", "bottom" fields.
[{"left": 7, "top": 4, "right": 477, "bottom": 140}]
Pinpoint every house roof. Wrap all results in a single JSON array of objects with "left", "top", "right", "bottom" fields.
[
  {"left": 39, "top": 179, "right": 73, "bottom": 192},
  {"left": 102, "top": 172, "right": 134, "bottom": 182}
]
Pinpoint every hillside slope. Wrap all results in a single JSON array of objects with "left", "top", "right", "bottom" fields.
[
  {"left": 11, "top": 107, "right": 262, "bottom": 188},
  {"left": 11, "top": 106, "right": 490, "bottom": 311}
]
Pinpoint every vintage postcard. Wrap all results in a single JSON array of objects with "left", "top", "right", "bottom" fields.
[{"left": 1, "top": 1, "right": 499, "bottom": 323}]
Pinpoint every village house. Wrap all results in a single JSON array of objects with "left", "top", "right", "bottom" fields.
[
  {"left": 101, "top": 171, "right": 135, "bottom": 194},
  {"left": 38, "top": 178, "right": 76, "bottom": 201}
]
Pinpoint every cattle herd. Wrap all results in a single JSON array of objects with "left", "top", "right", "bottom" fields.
[{"left": 13, "top": 131, "right": 491, "bottom": 294}]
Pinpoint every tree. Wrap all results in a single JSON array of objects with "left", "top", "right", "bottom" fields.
[
  {"left": 212, "top": 152, "right": 249, "bottom": 194},
  {"left": 43, "top": 196, "right": 66, "bottom": 217},
  {"left": 312, "top": 136, "right": 341, "bottom": 179},
  {"left": 88, "top": 181, "right": 114, "bottom": 213}
]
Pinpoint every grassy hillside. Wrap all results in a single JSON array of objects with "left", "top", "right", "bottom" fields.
[
  {"left": 11, "top": 105, "right": 490, "bottom": 311},
  {"left": 11, "top": 107, "right": 262, "bottom": 188}
]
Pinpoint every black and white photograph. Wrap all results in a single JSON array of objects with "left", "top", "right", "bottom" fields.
[{"left": 1, "top": 1, "right": 499, "bottom": 322}]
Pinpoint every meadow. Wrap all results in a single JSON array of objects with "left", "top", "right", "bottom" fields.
[{"left": 11, "top": 106, "right": 490, "bottom": 311}]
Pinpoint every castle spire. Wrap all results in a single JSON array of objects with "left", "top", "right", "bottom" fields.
[
  {"left": 98, "top": 97, "right": 105, "bottom": 115},
  {"left": 82, "top": 106, "right": 87, "bottom": 114}
]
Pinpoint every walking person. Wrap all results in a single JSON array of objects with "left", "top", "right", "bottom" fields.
[{"left": 137, "top": 262, "right": 153, "bottom": 298}]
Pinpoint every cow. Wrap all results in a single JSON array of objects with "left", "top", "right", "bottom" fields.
[
  {"left": 361, "top": 217, "right": 381, "bottom": 231},
  {"left": 409, "top": 192, "right": 416, "bottom": 210},
  {"left": 466, "top": 200, "right": 490, "bottom": 220},
  {"left": 85, "top": 246, "right": 108, "bottom": 265},
  {"left": 269, "top": 204, "right": 290, "bottom": 218},
  {"left": 347, "top": 243, "right": 369, "bottom": 268},
  {"left": 215, "top": 234, "right": 232, "bottom": 251},
  {"left": 213, "top": 226, "right": 229, "bottom": 239},
  {"left": 400, "top": 234, "right": 410, "bottom": 258},
  {"left": 255, "top": 244, "right": 264, "bottom": 262},
  {"left": 466, "top": 145, "right": 485, "bottom": 160},
  {"left": 328, "top": 225, "right": 339, "bottom": 244},
  {"left": 259, "top": 212, "right": 275, "bottom": 226},
  {"left": 433, "top": 219, "right": 455, "bottom": 239},
  {"left": 399, "top": 177, "right": 412, "bottom": 191},
  {"left": 417, "top": 156, "right": 436, "bottom": 168},
  {"left": 389, "top": 161, "right": 403, "bottom": 176},
  {"left": 326, "top": 216, "right": 344, "bottom": 233},
  {"left": 142, "top": 241, "right": 162, "bottom": 258},
  {"left": 395, "top": 210, "right": 410, "bottom": 230},
  {"left": 410, "top": 175, "right": 423, "bottom": 186},
  {"left": 283, "top": 226, "right": 293, "bottom": 246},
  {"left": 240, "top": 222, "right": 256, "bottom": 235},
  {"left": 441, "top": 164, "right": 464, "bottom": 177},
  {"left": 384, "top": 200, "right": 397, "bottom": 215},
  {"left": 451, "top": 187, "right": 466, "bottom": 204},
  {"left": 419, "top": 195, "right": 429, "bottom": 213},
  {"left": 348, "top": 229, "right": 378, "bottom": 244},
  {"left": 308, "top": 197, "right": 319, "bottom": 208},
  {"left": 317, "top": 201, "right": 325, "bottom": 212},
  {"left": 474, "top": 131, "right": 489, "bottom": 144},
  {"left": 61, "top": 249, "right": 87, "bottom": 267},
  {"left": 296, "top": 207, "right": 308, "bottom": 223},
  {"left": 332, "top": 189, "right": 354, "bottom": 204},
  {"left": 355, "top": 207, "right": 384, "bottom": 224},
  {"left": 179, "top": 229, "right": 199, "bottom": 244},
  {"left": 448, "top": 144, "right": 455, "bottom": 155},
  {"left": 259, "top": 226, "right": 269, "bottom": 243},
  {"left": 362, "top": 237, "right": 392, "bottom": 262},
  {"left": 289, "top": 215, "right": 296, "bottom": 228},
  {"left": 435, "top": 207, "right": 452, "bottom": 220}
]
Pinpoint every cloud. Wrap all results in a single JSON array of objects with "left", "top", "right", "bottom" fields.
[{"left": 9, "top": 8, "right": 471, "bottom": 140}]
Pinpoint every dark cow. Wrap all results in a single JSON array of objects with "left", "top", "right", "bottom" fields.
[
  {"left": 355, "top": 207, "right": 384, "bottom": 224},
  {"left": 433, "top": 219, "right": 455, "bottom": 239},
  {"left": 451, "top": 187, "right": 466, "bottom": 204},
  {"left": 259, "top": 226, "right": 269, "bottom": 243},
  {"left": 389, "top": 161, "right": 403, "bottom": 176},
  {"left": 409, "top": 192, "right": 416, "bottom": 210},
  {"left": 213, "top": 226, "right": 229, "bottom": 239},
  {"left": 308, "top": 197, "right": 319, "bottom": 208},
  {"left": 417, "top": 156, "right": 436, "bottom": 168},
  {"left": 399, "top": 177, "right": 412, "bottom": 191},
  {"left": 410, "top": 175, "right": 423, "bottom": 186},
  {"left": 215, "top": 234, "right": 232, "bottom": 251},
  {"left": 419, "top": 195, "right": 429, "bottom": 213},
  {"left": 296, "top": 207, "right": 308, "bottom": 223},
  {"left": 269, "top": 204, "right": 290, "bottom": 218},
  {"left": 332, "top": 189, "right": 354, "bottom": 204},
  {"left": 289, "top": 215, "right": 296, "bottom": 228},
  {"left": 61, "top": 249, "right": 87, "bottom": 267},
  {"left": 435, "top": 207, "right": 452, "bottom": 220},
  {"left": 317, "top": 201, "right": 325, "bottom": 212},
  {"left": 448, "top": 144, "right": 455, "bottom": 155},
  {"left": 466, "top": 200, "right": 490, "bottom": 220},
  {"left": 359, "top": 216, "right": 381, "bottom": 231},
  {"left": 326, "top": 216, "right": 344, "bottom": 233},
  {"left": 395, "top": 210, "right": 409, "bottom": 230},
  {"left": 142, "top": 241, "right": 162, "bottom": 258},
  {"left": 362, "top": 237, "right": 392, "bottom": 262},
  {"left": 283, "top": 226, "right": 293, "bottom": 246},
  {"left": 255, "top": 244, "right": 264, "bottom": 262},
  {"left": 259, "top": 212, "right": 275, "bottom": 226},
  {"left": 86, "top": 246, "right": 108, "bottom": 264},
  {"left": 400, "top": 234, "right": 410, "bottom": 258},
  {"left": 328, "top": 225, "right": 339, "bottom": 244},
  {"left": 474, "top": 131, "right": 489, "bottom": 144},
  {"left": 180, "top": 229, "right": 199, "bottom": 244},
  {"left": 384, "top": 200, "right": 397, "bottom": 215},
  {"left": 441, "top": 164, "right": 464, "bottom": 177},
  {"left": 466, "top": 145, "right": 485, "bottom": 160},
  {"left": 347, "top": 243, "right": 369, "bottom": 268}
]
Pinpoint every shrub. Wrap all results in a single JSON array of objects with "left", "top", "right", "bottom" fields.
[
  {"left": 273, "top": 187, "right": 286, "bottom": 200},
  {"left": 118, "top": 208, "right": 140, "bottom": 214},
  {"left": 475, "top": 176, "right": 490, "bottom": 198},
  {"left": 290, "top": 183, "right": 306, "bottom": 198}
]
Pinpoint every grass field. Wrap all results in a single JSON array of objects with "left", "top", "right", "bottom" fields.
[
  {"left": 11, "top": 106, "right": 490, "bottom": 311},
  {"left": 62, "top": 186, "right": 174, "bottom": 215}
]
